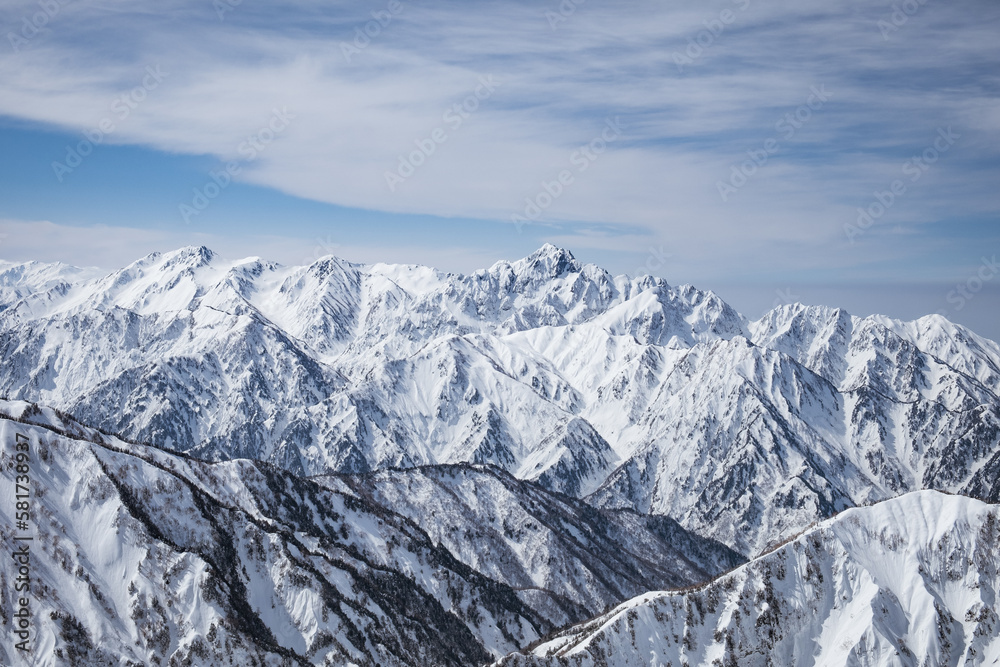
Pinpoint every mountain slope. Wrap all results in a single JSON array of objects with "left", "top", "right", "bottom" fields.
[
  {"left": 566, "top": 304, "right": 1000, "bottom": 554},
  {"left": 496, "top": 491, "right": 1000, "bottom": 667},
  {"left": 0, "top": 244, "right": 743, "bottom": 493},
  {"left": 0, "top": 400, "right": 554, "bottom": 666},
  {"left": 1, "top": 246, "right": 998, "bottom": 556},
  {"left": 0, "top": 259, "right": 103, "bottom": 312},
  {"left": 331, "top": 464, "right": 743, "bottom": 626}
]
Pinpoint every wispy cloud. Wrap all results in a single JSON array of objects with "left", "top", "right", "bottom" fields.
[{"left": 0, "top": 0, "right": 998, "bottom": 287}]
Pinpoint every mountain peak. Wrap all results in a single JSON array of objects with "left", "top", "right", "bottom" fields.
[
  {"left": 515, "top": 244, "right": 580, "bottom": 279},
  {"left": 169, "top": 245, "right": 216, "bottom": 266},
  {"left": 531, "top": 243, "right": 574, "bottom": 261}
]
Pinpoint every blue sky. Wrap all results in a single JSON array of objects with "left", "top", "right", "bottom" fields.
[{"left": 1, "top": 0, "right": 999, "bottom": 338}]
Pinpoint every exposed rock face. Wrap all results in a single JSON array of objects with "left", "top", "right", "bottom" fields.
[
  {"left": 0, "top": 401, "right": 737, "bottom": 666},
  {"left": 334, "top": 464, "right": 743, "bottom": 625},
  {"left": 0, "top": 402, "right": 548, "bottom": 665}
]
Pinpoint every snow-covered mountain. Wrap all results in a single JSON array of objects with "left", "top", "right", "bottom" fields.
[
  {"left": 495, "top": 490, "right": 1000, "bottom": 667},
  {"left": 0, "top": 259, "right": 102, "bottom": 308},
  {"left": 1, "top": 245, "right": 999, "bottom": 555},
  {"left": 0, "top": 400, "right": 737, "bottom": 666},
  {"left": 0, "top": 400, "right": 544, "bottom": 666},
  {"left": 331, "top": 464, "right": 743, "bottom": 626}
]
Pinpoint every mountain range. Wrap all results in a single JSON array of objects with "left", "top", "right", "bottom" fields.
[
  {"left": 2, "top": 245, "right": 998, "bottom": 556},
  {"left": 1, "top": 245, "right": 999, "bottom": 665},
  {"left": 0, "top": 399, "right": 737, "bottom": 665},
  {"left": 497, "top": 490, "right": 1000, "bottom": 666}
]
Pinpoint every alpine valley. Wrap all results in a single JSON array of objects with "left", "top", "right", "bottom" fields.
[{"left": 1, "top": 245, "right": 998, "bottom": 666}]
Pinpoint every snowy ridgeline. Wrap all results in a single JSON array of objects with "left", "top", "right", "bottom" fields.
[
  {"left": 1, "top": 404, "right": 997, "bottom": 667},
  {"left": 498, "top": 491, "right": 1000, "bottom": 667},
  {"left": 1, "top": 245, "right": 999, "bottom": 558},
  {"left": 0, "top": 402, "right": 737, "bottom": 666}
]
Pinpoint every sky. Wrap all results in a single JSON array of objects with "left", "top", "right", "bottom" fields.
[{"left": 0, "top": 0, "right": 998, "bottom": 339}]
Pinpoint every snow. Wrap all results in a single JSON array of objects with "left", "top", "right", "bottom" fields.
[
  {"left": 1, "top": 245, "right": 998, "bottom": 554},
  {"left": 498, "top": 491, "right": 1000, "bottom": 667},
  {"left": 1, "top": 244, "right": 999, "bottom": 665},
  {"left": 0, "top": 406, "right": 553, "bottom": 665}
]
